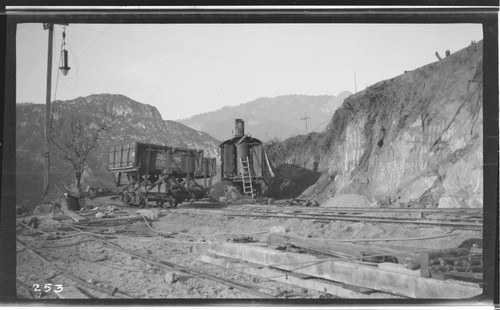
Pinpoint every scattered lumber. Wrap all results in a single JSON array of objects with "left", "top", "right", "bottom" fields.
[
  {"left": 266, "top": 233, "right": 426, "bottom": 263},
  {"left": 16, "top": 238, "right": 133, "bottom": 298},
  {"left": 80, "top": 215, "right": 144, "bottom": 225},
  {"left": 67, "top": 227, "right": 275, "bottom": 299},
  {"left": 199, "top": 255, "right": 399, "bottom": 299},
  {"left": 209, "top": 241, "right": 482, "bottom": 299},
  {"left": 62, "top": 209, "right": 88, "bottom": 223}
]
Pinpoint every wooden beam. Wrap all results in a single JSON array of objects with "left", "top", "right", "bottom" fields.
[
  {"left": 80, "top": 215, "right": 143, "bottom": 225},
  {"left": 208, "top": 242, "right": 482, "bottom": 299},
  {"left": 199, "top": 255, "right": 400, "bottom": 299}
]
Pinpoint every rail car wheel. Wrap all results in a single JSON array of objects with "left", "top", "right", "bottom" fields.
[
  {"left": 169, "top": 200, "right": 178, "bottom": 209},
  {"left": 134, "top": 192, "right": 146, "bottom": 208},
  {"left": 156, "top": 200, "right": 165, "bottom": 208},
  {"left": 122, "top": 192, "right": 131, "bottom": 206}
]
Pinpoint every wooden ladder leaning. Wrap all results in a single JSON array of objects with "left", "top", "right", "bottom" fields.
[{"left": 240, "top": 157, "right": 254, "bottom": 198}]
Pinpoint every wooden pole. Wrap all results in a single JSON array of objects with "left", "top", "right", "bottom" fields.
[{"left": 43, "top": 23, "right": 54, "bottom": 198}]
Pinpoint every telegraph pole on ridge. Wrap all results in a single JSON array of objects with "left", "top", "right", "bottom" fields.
[{"left": 301, "top": 113, "right": 311, "bottom": 135}]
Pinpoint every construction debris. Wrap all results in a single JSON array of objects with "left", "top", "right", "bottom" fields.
[
  {"left": 16, "top": 195, "right": 483, "bottom": 299},
  {"left": 207, "top": 241, "right": 482, "bottom": 299},
  {"left": 286, "top": 198, "right": 319, "bottom": 207},
  {"left": 136, "top": 209, "right": 161, "bottom": 220}
]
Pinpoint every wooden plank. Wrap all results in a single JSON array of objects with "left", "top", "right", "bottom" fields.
[
  {"left": 81, "top": 215, "right": 144, "bottom": 225},
  {"left": 378, "top": 263, "right": 421, "bottom": 276},
  {"left": 442, "top": 272, "right": 483, "bottom": 281},
  {"left": 199, "top": 255, "right": 400, "bottom": 299},
  {"left": 208, "top": 242, "right": 482, "bottom": 299},
  {"left": 54, "top": 285, "right": 91, "bottom": 299},
  {"left": 62, "top": 209, "right": 88, "bottom": 223}
]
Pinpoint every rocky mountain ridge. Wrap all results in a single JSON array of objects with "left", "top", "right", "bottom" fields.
[
  {"left": 178, "top": 92, "right": 352, "bottom": 141},
  {"left": 16, "top": 94, "right": 220, "bottom": 205}
]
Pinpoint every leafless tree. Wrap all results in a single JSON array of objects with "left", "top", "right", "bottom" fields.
[{"left": 51, "top": 111, "right": 108, "bottom": 194}]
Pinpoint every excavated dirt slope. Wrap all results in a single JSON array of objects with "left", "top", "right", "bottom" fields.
[{"left": 268, "top": 42, "right": 483, "bottom": 209}]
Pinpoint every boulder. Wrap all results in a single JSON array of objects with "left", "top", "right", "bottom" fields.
[
  {"left": 399, "top": 176, "right": 438, "bottom": 203},
  {"left": 438, "top": 196, "right": 462, "bottom": 208},
  {"left": 225, "top": 186, "right": 242, "bottom": 201}
]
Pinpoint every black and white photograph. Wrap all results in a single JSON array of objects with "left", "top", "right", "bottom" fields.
[{"left": 2, "top": 4, "right": 498, "bottom": 307}]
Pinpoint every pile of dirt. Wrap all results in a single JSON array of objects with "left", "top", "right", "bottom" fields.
[
  {"left": 322, "top": 194, "right": 374, "bottom": 208},
  {"left": 208, "top": 181, "right": 233, "bottom": 201},
  {"left": 265, "top": 164, "right": 321, "bottom": 199}
]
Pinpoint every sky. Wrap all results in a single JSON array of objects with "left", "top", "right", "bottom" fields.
[{"left": 16, "top": 23, "right": 483, "bottom": 120}]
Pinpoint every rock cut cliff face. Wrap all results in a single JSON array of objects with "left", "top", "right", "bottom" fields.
[{"left": 270, "top": 42, "right": 483, "bottom": 209}]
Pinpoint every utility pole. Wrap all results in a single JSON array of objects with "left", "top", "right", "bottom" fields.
[
  {"left": 42, "top": 23, "right": 68, "bottom": 199},
  {"left": 300, "top": 113, "right": 311, "bottom": 134},
  {"left": 354, "top": 73, "right": 357, "bottom": 93},
  {"left": 43, "top": 23, "right": 54, "bottom": 198}
]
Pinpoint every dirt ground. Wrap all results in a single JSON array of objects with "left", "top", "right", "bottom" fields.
[{"left": 16, "top": 196, "right": 481, "bottom": 300}]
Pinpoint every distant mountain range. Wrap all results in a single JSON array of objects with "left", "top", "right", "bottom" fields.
[
  {"left": 177, "top": 92, "right": 352, "bottom": 141},
  {"left": 16, "top": 94, "right": 220, "bottom": 205}
]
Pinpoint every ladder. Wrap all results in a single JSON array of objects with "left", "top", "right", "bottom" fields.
[{"left": 240, "top": 157, "right": 254, "bottom": 197}]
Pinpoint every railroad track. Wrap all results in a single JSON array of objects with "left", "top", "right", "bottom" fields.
[{"left": 173, "top": 203, "right": 483, "bottom": 230}]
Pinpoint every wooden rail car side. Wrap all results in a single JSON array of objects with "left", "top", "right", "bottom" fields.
[{"left": 108, "top": 142, "right": 216, "bottom": 208}]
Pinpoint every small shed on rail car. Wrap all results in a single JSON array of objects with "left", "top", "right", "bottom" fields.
[{"left": 219, "top": 119, "right": 274, "bottom": 197}]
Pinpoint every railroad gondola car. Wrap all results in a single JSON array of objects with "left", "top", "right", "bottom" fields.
[
  {"left": 108, "top": 142, "right": 216, "bottom": 208},
  {"left": 219, "top": 119, "right": 275, "bottom": 197}
]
